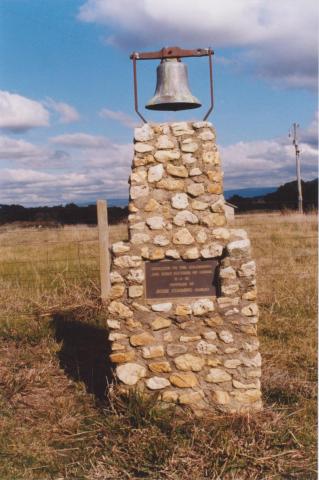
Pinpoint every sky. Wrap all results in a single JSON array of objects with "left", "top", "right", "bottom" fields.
[{"left": 0, "top": 0, "right": 318, "bottom": 206}]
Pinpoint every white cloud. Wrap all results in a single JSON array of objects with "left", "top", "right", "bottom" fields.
[
  {"left": 0, "top": 90, "right": 50, "bottom": 132},
  {"left": 99, "top": 108, "right": 138, "bottom": 128},
  {"left": 45, "top": 98, "right": 80, "bottom": 124},
  {"left": 221, "top": 121, "right": 318, "bottom": 189},
  {"left": 50, "top": 133, "right": 112, "bottom": 149},
  {"left": 78, "top": 0, "right": 318, "bottom": 89}
]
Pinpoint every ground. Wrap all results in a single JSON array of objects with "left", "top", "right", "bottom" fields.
[{"left": 0, "top": 212, "right": 317, "bottom": 479}]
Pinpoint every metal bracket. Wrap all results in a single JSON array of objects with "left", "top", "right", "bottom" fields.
[{"left": 130, "top": 46, "right": 214, "bottom": 124}]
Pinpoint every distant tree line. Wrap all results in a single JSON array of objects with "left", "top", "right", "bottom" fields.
[
  {"left": 0, "top": 179, "right": 317, "bottom": 226},
  {"left": 228, "top": 179, "right": 318, "bottom": 213},
  {"left": 0, "top": 203, "right": 128, "bottom": 226}
]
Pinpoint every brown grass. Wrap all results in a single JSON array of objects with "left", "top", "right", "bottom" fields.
[{"left": 0, "top": 212, "right": 317, "bottom": 479}]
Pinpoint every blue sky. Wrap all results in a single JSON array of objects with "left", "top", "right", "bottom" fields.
[{"left": 0, "top": 0, "right": 317, "bottom": 205}]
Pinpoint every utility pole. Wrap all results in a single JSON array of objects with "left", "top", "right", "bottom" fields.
[{"left": 290, "top": 123, "right": 303, "bottom": 214}]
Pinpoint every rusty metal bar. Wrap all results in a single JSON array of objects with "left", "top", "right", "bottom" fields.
[
  {"left": 203, "top": 49, "right": 214, "bottom": 121},
  {"left": 132, "top": 55, "right": 147, "bottom": 123}
]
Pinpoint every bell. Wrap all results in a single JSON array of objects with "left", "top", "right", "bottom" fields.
[{"left": 146, "top": 58, "right": 201, "bottom": 111}]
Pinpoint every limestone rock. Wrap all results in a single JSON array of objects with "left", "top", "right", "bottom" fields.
[
  {"left": 146, "top": 216, "right": 165, "bottom": 230},
  {"left": 233, "top": 389, "right": 261, "bottom": 404},
  {"left": 154, "top": 150, "right": 180, "bottom": 162},
  {"left": 144, "top": 198, "right": 160, "bottom": 212},
  {"left": 211, "top": 199, "right": 225, "bottom": 213},
  {"left": 149, "top": 248, "right": 165, "bottom": 260},
  {"left": 196, "top": 229, "right": 208, "bottom": 243},
  {"left": 130, "top": 332, "right": 155, "bottom": 346},
  {"left": 200, "top": 243, "right": 223, "bottom": 258},
  {"left": 131, "top": 184, "right": 149, "bottom": 199},
  {"left": 112, "top": 241, "right": 130, "bottom": 255},
  {"left": 202, "top": 331, "right": 217, "bottom": 341},
  {"left": 151, "top": 303, "right": 172, "bottom": 312},
  {"left": 180, "top": 335, "right": 201, "bottom": 342},
  {"left": 174, "top": 210, "right": 198, "bottom": 226},
  {"left": 174, "top": 354, "right": 205, "bottom": 372},
  {"left": 201, "top": 213, "right": 225, "bottom": 227},
  {"left": 207, "top": 170, "right": 222, "bottom": 182},
  {"left": 110, "top": 351, "right": 135, "bottom": 363},
  {"left": 110, "top": 271, "right": 124, "bottom": 284},
  {"left": 171, "top": 122, "right": 194, "bottom": 136},
  {"left": 199, "top": 129, "right": 215, "bottom": 141},
  {"left": 134, "top": 124, "right": 154, "bottom": 142},
  {"left": 242, "top": 289, "right": 257, "bottom": 300},
  {"left": 149, "top": 361, "right": 171, "bottom": 373},
  {"left": 181, "top": 141, "right": 199, "bottom": 153},
  {"left": 193, "top": 121, "right": 212, "bottom": 129},
  {"left": 242, "top": 353, "right": 262, "bottom": 368},
  {"left": 162, "top": 390, "right": 179, "bottom": 402},
  {"left": 187, "top": 183, "right": 205, "bottom": 197},
  {"left": 224, "top": 359, "right": 241, "bottom": 368},
  {"left": 134, "top": 142, "right": 154, "bottom": 153},
  {"left": 108, "top": 301, "right": 133, "bottom": 319},
  {"left": 170, "top": 372, "right": 198, "bottom": 388},
  {"left": 206, "top": 368, "right": 231, "bottom": 383},
  {"left": 182, "top": 247, "right": 200, "bottom": 260},
  {"left": 189, "top": 167, "right": 202, "bottom": 176},
  {"left": 146, "top": 377, "right": 170, "bottom": 390},
  {"left": 148, "top": 164, "right": 164, "bottom": 182},
  {"left": 116, "top": 363, "right": 146, "bottom": 385},
  {"left": 171, "top": 193, "right": 188, "bottom": 210},
  {"left": 233, "top": 379, "right": 260, "bottom": 389},
  {"left": 110, "top": 284, "right": 125, "bottom": 299},
  {"left": 142, "top": 345, "right": 164, "bottom": 359},
  {"left": 175, "top": 304, "right": 192, "bottom": 316},
  {"left": 179, "top": 391, "right": 204, "bottom": 405},
  {"left": 152, "top": 235, "right": 169, "bottom": 246},
  {"left": 196, "top": 340, "right": 217, "bottom": 354},
  {"left": 192, "top": 200, "right": 209, "bottom": 210},
  {"left": 221, "top": 284, "right": 239, "bottom": 295},
  {"left": 129, "top": 220, "right": 145, "bottom": 231},
  {"left": 212, "top": 228, "right": 230, "bottom": 240},
  {"left": 133, "top": 154, "right": 155, "bottom": 167},
  {"left": 182, "top": 153, "right": 196, "bottom": 165},
  {"left": 156, "top": 135, "right": 175, "bottom": 149},
  {"left": 128, "top": 285, "right": 143, "bottom": 298},
  {"left": 173, "top": 228, "right": 195, "bottom": 245},
  {"left": 167, "top": 344, "right": 188, "bottom": 357},
  {"left": 130, "top": 170, "right": 147, "bottom": 185},
  {"left": 107, "top": 319, "right": 121, "bottom": 329},
  {"left": 241, "top": 303, "right": 259, "bottom": 316},
  {"left": 165, "top": 249, "right": 180, "bottom": 259},
  {"left": 220, "top": 267, "right": 236, "bottom": 280},
  {"left": 127, "top": 269, "right": 144, "bottom": 284},
  {"left": 227, "top": 239, "right": 251, "bottom": 256},
  {"left": 109, "top": 332, "right": 127, "bottom": 341},
  {"left": 218, "top": 330, "right": 234, "bottom": 343},
  {"left": 151, "top": 317, "right": 172, "bottom": 330},
  {"left": 114, "top": 255, "right": 142, "bottom": 268},
  {"left": 192, "top": 299, "right": 214, "bottom": 316},
  {"left": 131, "top": 233, "right": 150, "bottom": 244},
  {"left": 157, "top": 178, "right": 184, "bottom": 192},
  {"left": 166, "top": 164, "right": 188, "bottom": 178},
  {"left": 212, "top": 391, "right": 230, "bottom": 404}
]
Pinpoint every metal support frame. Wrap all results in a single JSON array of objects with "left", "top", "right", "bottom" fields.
[{"left": 130, "top": 46, "right": 214, "bottom": 123}]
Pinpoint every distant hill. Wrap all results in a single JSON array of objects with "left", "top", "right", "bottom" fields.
[
  {"left": 228, "top": 178, "right": 318, "bottom": 212},
  {"left": 224, "top": 187, "right": 277, "bottom": 199}
]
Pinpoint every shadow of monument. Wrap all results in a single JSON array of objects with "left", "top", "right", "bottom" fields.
[{"left": 52, "top": 314, "right": 113, "bottom": 402}]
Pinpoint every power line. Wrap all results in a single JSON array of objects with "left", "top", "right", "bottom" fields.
[{"left": 289, "top": 123, "right": 303, "bottom": 214}]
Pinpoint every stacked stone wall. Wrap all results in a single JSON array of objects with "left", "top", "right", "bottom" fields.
[{"left": 107, "top": 121, "right": 262, "bottom": 412}]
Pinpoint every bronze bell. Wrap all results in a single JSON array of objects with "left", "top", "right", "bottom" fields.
[{"left": 146, "top": 58, "right": 201, "bottom": 111}]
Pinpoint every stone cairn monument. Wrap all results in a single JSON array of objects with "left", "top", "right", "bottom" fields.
[{"left": 106, "top": 121, "right": 262, "bottom": 413}]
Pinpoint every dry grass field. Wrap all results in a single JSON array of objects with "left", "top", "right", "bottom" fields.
[{"left": 0, "top": 212, "right": 317, "bottom": 479}]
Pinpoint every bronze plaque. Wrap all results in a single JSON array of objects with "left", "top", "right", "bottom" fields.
[{"left": 145, "top": 259, "right": 218, "bottom": 300}]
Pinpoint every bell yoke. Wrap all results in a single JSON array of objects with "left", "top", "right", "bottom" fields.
[{"left": 130, "top": 46, "right": 214, "bottom": 122}]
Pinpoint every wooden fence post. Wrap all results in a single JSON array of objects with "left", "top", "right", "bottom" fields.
[{"left": 97, "top": 200, "right": 110, "bottom": 302}]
